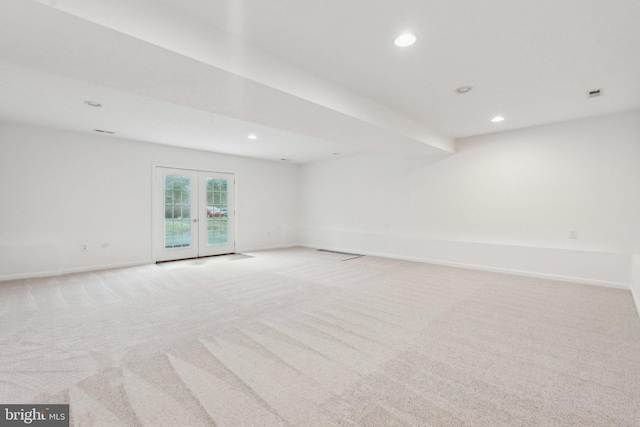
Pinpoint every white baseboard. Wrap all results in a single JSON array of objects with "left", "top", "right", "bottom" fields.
[
  {"left": 299, "top": 228, "right": 631, "bottom": 290},
  {"left": 301, "top": 244, "right": 629, "bottom": 290},
  {"left": 0, "top": 260, "right": 152, "bottom": 282},
  {"left": 2, "top": 239, "right": 634, "bottom": 298},
  {"left": 0, "top": 243, "right": 301, "bottom": 282},
  {"left": 239, "top": 244, "right": 299, "bottom": 253},
  {"left": 631, "top": 255, "right": 640, "bottom": 318}
]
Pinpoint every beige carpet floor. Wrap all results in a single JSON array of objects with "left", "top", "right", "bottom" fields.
[{"left": 1, "top": 247, "right": 639, "bottom": 426}]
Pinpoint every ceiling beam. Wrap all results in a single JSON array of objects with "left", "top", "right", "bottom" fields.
[{"left": 6, "top": 0, "right": 455, "bottom": 156}]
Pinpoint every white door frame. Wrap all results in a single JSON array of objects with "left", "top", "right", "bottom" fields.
[
  {"left": 153, "top": 165, "right": 236, "bottom": 262},
  {"left": 197, "top": 170, "right": 236, "bottom": 257}
]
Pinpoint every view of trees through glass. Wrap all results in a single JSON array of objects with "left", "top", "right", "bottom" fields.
[
  {"left": 163, "top": 175, "right": 229, "bottom": 249},
  {"left": 164, "top": 175, "right": 191, "bottom": 248},
  {"left": 207, "top": 178, "right": 229, "bottom": 245}
]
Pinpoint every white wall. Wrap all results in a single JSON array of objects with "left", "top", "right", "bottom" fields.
[
  {"left": 0, "top": 122, "right": 299, "bottom": 280},
  {"left": 3, "top": 110, "right": 640, "bottom": 287},
  {"left": 300, "top": 110, "right": 640, "bottom": 287}
]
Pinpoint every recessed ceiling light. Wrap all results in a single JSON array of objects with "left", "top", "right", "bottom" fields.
[
  {"left": 85, "top": 101, "right": 102, "bottom": 107},
  {"left": 248, "top": 134, "right": 257, "bottom": 140},
  {"left": 455, "top": 86, "right": 473, "bottom": 94},
  {"left": 491, "top": 116, "right": 505, "bottom": 123},
  {"left": 394, "top": 33, "right": 416, "bottom": 47}
]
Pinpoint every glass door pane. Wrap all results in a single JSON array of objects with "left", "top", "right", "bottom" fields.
[
  {"left": 206, "top": 177, "right": 228, "bottom": 246},
  {"left": 199, "top": 171, "right": 235, "bottom": 257},
  {"left": 155, "top": 167, "right": 234, "bottom": 262},
  {"left": 155, "top": 168, "right": 198, "bottom": 262},
  {"left": 164, "top": 175, "right": 192, "bottom": 249}
]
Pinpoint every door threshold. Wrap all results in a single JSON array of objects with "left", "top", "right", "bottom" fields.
[{"left": 155, "top": 252, "right": 237, "bottom": 264}]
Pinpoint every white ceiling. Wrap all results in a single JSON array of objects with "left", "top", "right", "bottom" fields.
[
  {"left": 159, "top": 0, "right": 640, "bottom": 138},
  {"left": 1, "top": 0, "right": 639, "bottom": 163},
  {"left": 0, "top": 60, "right": 353, "bottom": 163}
]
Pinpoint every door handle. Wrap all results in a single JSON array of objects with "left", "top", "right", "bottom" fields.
[{"left": 193, "top": 218, "right": 199, "bottom": 223}]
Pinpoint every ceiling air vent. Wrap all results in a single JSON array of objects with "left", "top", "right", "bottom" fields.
[
  {"left": 586, "top": 88, "right": 603, "bottom": 99},
  {"left": 94, "top": 129, "right": 115, "bottom": 134}
]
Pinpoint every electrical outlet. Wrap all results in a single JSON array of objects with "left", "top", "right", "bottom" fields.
[
  {"left": 569, "top": 229, "right": 577, "bottom": 239},
  {"left": 101, "top": 242, "right": 110, "bottom": 249},
  {"left": 81, "top": 244, "right": 87, "bottom": 251}
]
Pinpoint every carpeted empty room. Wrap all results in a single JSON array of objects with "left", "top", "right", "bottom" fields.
[
  {"left": 3, "top": 1, "right": 640, "bottom": 426},
  {"left": 1, "top": 247, "right": 639, "bottom": 426}
]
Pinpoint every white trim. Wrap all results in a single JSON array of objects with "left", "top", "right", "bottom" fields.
[
  {"left": 152, "top": 164, "right": 237, "bottom": 262},
  {"left": 151, "top": 163, "right": 157, "bottom": 264},
  {"left": 197, "top": 170, "right": 236, "bottom": 257},
  {"left": 299, "top": 227, "right": 632, "bottom": 286},
  {"left": 0, "top": 260, "right": 153, "bottom": 282},
  {"left": 152, "top": 162, "right": 236, "bottom": 176},
  {"left": 300, "top": 244, "right": 630, "bottom": 290},
  {"left": 0, "top": 245, "right": 630, "bottom": 293},
  {"left": 233, "top": 172, "right": 239, "bottom": 253},
  {"left": 240, "top": 244, "right": 299, "bottom": 253},
  {"left": 299, "top": 227, "right": 631, "bottom": 256}
]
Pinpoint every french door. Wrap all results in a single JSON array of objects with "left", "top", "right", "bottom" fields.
[{"left": 155, "top": 167, "right": 235, "bottom": 262}]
